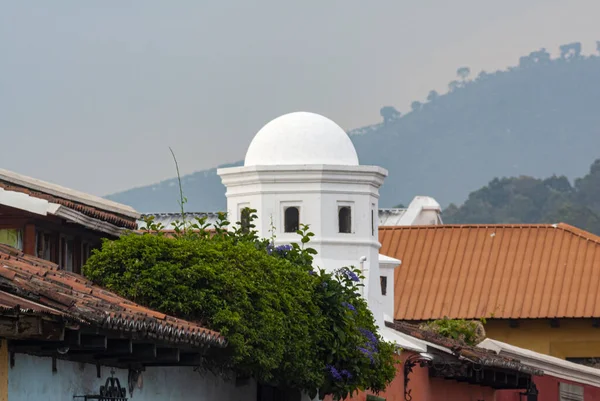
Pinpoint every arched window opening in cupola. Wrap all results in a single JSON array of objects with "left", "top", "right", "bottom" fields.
[
  {"left": 284, "top": 207, "right": 300, "bottom": 233},
  {"left": 339, "top": 206, "right": 352, "bottom": 233}
]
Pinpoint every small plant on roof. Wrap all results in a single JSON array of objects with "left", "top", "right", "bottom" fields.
[{"left": 419, "top": 317, "right": 486, "bottom": 346}]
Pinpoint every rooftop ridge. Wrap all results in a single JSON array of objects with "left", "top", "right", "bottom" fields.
[{"left": 380, "top": 222, "right": 600, "bottom": 245}]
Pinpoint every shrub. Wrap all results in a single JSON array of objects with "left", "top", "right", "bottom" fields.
[
  {"left": 419, "top": 317, "right": 486, "bottom": 346},
  {"left": 84, "top": 211, "right": 397, "bottom": 400}
]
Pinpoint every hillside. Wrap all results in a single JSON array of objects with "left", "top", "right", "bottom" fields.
[
  {"left": 107, "top": 42, "right": 600, "bottom": 213},
  {"left": 444, "top": 158, "right": 600, "bottom": 235}
]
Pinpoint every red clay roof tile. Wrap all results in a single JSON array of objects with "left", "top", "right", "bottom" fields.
[{"left": 0, "top": 243, "right": 224, "bottom": 347}]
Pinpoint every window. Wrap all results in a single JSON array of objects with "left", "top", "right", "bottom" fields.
[
  {"left": 82, "top": 242, "right": 93, "bottom": 266},
  {"left": 338, "top": 206, "right": 352, "bottom": 233},
  {"left": 59, "top": 235, "right": 75, "bottom": 272},
  {"left": 559, "top": 382, "right": 583, "bottom": 401},
  {"left": 380, "top": 276, "right": 388, "bottom": 296},
  {"left": 240, "top": 207, "right": 252, "bottom": 234},
  {"left": 35, "top": 230, "right": 53, "bottom": 261},
  {"left": 371, "top": 209, "right": 375, "bottom": 236},
  {"left": 284, "top": 207, "right": 299, "bottom": 233},
  {"left": 0, "top": 229, "right": 23, "bottom": 250}
]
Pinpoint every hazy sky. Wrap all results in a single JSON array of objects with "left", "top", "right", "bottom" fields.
[{"left": 2, "top": 1, "right": 599, "bottom": 196}]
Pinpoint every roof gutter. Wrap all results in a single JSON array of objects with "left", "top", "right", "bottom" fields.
[
  {"left": 50, "top": 205, "right": 126, "bottom": 237},
  {"left": 0, "top": 188, "right": 126, "bottom": 237},
  {"left": 479, "top": 343, "right": 600, "bottom": 386}
]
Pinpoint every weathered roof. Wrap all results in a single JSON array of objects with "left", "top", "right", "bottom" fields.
[
  {"left": 479, "top": 338, "right": 600, "bottom": 386},
  {"left": 138, "top": 212, "right": 221, "bottom": 230},
  {"left": 386, "top": 321, "right": 542, "bottom": 376},
  {"left": 0, "top": 243, "right": 224, "bottom": 347},
  {"left": 141, "top": 209, "right": 417, "bottom": 231},
  {"left": 378, "top": 208, "right": 408, "bottom": 226},
  {"left": 0, "top": 169, "right": 140, "bottom": 228},
  {"left": 380, "top": 223, "right": 600, "bottom": 320}
]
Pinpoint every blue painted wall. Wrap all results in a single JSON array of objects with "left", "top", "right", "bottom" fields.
[{"left": 8, "top": 353, "right": 255, "bottom": 401}]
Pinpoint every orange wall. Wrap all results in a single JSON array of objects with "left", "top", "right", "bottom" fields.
[{"left": 328, "top": 351, "right": 497, "bottom": 401}]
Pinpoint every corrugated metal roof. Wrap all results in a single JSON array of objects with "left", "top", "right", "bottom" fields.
[
  {"left": 380, "top": 223, "right": 600, "bottom": 320},
  {"left": 0, "top": 243, "right": 224, "bottom": 347},
  {"left": 142, "top": 209, "right": 411, "bottom": 230},
  {"left": 378, "top": 208, "right": 407, "bottom": 226},
  {"left": 139, "top": 212, "right": 221, "bottom": 230}
]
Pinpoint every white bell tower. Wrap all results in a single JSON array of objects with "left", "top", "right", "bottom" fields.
[{"left": 218, "top": 112, "right": 388, "bottom": 321}]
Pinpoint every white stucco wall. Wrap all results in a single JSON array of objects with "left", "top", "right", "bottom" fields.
[
  {"left": 8, "top": 353, "right": 255, "bottom": 401},
  {"left": 219, "top": 164, "right": 388, "bottom": 327}
]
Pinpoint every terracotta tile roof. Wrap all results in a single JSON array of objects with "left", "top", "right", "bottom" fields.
[
  {"left": 0, "top": 244, "right": 224, "bottom": 347},
  {"left": 0, "top": 181, "right": 137, "bottom": 230},
  {"left": 385, "top": 321, "right": 542, "bottom": 376},
  {"left": 379, "top": 223, "right": 600, "bottom": 320}
]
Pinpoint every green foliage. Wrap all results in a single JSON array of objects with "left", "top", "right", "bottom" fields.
[
  {"left": 419, "top": 317, "right": 486, "bottom": 346},
  {"left": 85, "top": 211, "right": 397, "bottom": 400},
  {"left": 444, "top": 159, "right": 600, "bottom": 235}
]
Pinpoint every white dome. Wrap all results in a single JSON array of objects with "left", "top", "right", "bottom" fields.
[{"left": 244, "top": 112, "right": 359, "bottom": 166}]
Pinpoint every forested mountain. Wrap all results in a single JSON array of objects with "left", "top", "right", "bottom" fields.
[
  {"left": 107, "top": 42, "right": 600, "bottom": 213},
  {"left": 444, "top": 159, "right": 600, "bottom": 234}
]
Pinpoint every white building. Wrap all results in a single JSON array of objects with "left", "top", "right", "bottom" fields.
[{"left": 217, "top": 111, "right": 407, "bottom": 331}]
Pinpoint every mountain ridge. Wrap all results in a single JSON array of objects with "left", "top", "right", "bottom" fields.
[{"left": 107, "top": 42, "right": 600, "bottom": 213}]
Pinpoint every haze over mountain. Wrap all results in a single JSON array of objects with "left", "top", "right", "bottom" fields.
[{"left": 107, "top": 42, "right": 600, "bottom": 213}]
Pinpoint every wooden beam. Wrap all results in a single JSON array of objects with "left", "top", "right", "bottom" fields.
[
  {"left": 0, "top": 316, "right": 65, "bottom": 341},
  {"left": 80, "top": 334, "right": 107, "bottom": 350},
  {"left": 107, "top": 339, "right": 132, "bottom": 354},
  {"left": 156, "top": 348, "right": 179, "bottom": 363},
  {"left": 179, "top": 353, "right": 204, "bottom": 365},
  {"left": 23, "top": 223, "right": 36, "bottom": 256},
  {"left": 132, "top": 343, "right": 156, "bottom": 359},
  {"left": 144, "top": 351, "right": 198, "bottom": 367}
]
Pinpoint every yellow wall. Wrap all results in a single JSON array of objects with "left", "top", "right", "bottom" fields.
[{"left": 485, "top": 319, "right": 600, "bottom": 360}]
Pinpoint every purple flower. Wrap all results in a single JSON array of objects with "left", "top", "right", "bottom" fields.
[
  {"left": 358, "top": 347, "right": 376, "bottom": 365},
  {"left": 340, "top": 370, "right": 352, "bottom": 379},
  {"left": 275, "top": 244, "right": 292, "bottom": 253},
  {"left": 326, "top": 365, "right": 343, "bottom": 381},
  {"left": 341, "top": 301, "right": 356, "bottom": 312},
  {"left": 340, "top": 267, "right": 360, "bottom": 282},
  {"left": 266, "top": 243, "right": 274, "bottom": 255},
  {"left": 308, "top": 270, "right": 316, "bottom": 276},
  {"left": 360, "top": 328, "right": 379, "bottom": 346}
]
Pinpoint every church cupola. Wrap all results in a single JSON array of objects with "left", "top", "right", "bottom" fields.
[{"left": 218, "top": 112, "right": 388, "bottom": 320}]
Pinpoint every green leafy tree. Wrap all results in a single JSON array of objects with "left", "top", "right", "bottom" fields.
[
  {"left": 456, "top": 66, "right": 471, "bottom": 81},
  {"left": 426, "top": 90, "right": 439, "bottom": 102},
  {"left": 410, "top": 101, "right": 422, "bottom": 112},
  {"left": 380, "top": 106, "right": 401, "bottom": 124},
  {"left": 442, "top": 159, "right": 600, "bottom": 235},
  {"left": 84, "top": 212, "right": 397, "bottom": 400}
]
